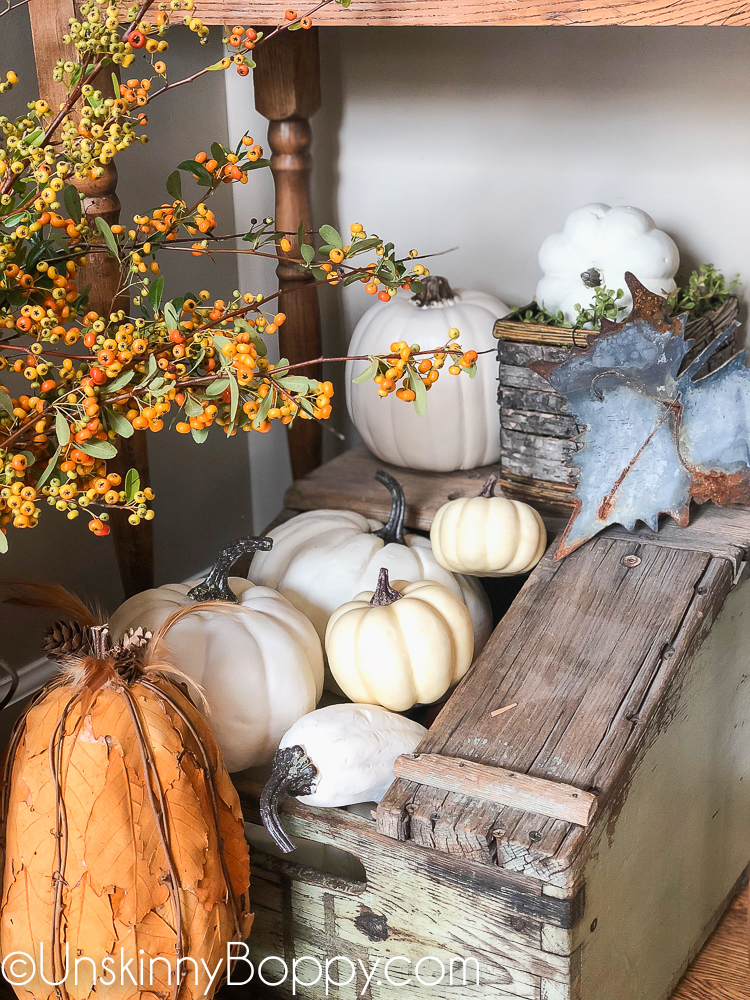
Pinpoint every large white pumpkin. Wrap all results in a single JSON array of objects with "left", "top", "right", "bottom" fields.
[
  {"left": 326, "top": 569, "right": 474, "bottom": 712},
  {"left": 536, "top": 203, "right": 679, "bottom": 325},
  {"left": 345, "top": 276, "right": 509, "bottom": 472},
  {"left": 248, "top": 470, "right": 492, "bottom": 657},
  {"left": 109, "top": 538, "right": 324, "bottom": 772}
]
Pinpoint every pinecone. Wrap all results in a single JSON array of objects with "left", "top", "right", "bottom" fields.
[
  {"left": 112, "top": 627, "right": 153, "bottom": 682},
  {"left": 43, "top": 620, "right": 91, "bottom": 662}
]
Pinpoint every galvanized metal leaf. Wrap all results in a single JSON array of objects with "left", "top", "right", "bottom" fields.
[{"left": 531, "top": 273, "right": 748, "bottom": 558}]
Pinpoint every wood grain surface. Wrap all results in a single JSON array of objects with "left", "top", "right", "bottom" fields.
[
  {"left": 672, "top": 886, "right": 749, "bottom": 999},
  {"left": 189, "top": 0, "right": 750, "bottom": 26}
]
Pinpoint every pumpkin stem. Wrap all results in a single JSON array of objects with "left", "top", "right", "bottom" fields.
[
  {"left": 373, "top": 469, "right": 407, "bottom": 545},
  {"left": 478, "top": 474, "right": 499, "bottom": 499},
  {"left": 187, "top": 536, "right": 273, "bottom": 603},
  {"left": 261, "top": 745, "right": 319, "bottom": 854},
  {"left": 370, "top": 567, "right": 403, "bottom": 608},
  {"left": 581, "top": 267, "right": 603, "bottom": 289},
  {"left": 412, "top": 275, "right": 457, "bottom": 308}
]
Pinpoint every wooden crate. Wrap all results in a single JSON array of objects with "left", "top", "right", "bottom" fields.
[
  {"left": 234, "top": 447, "right": 750, "bottom": 1000},
  {"left": 493, "top": 297, "right": 740, "bottom": 508}
]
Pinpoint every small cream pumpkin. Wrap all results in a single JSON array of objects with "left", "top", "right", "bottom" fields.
[
  {"left": 325, "top": 568, "right": 474, "bottom": 712},
  {"left": 430, "top": 475, "right": 546, "bottom": 577}
]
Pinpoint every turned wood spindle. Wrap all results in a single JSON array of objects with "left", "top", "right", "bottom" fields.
[
  {"left": 28, "top": 0, "right": 154, "bottom": 596},
  {"left": 254, "top": 27, "right": 323, "bottom": 479}
]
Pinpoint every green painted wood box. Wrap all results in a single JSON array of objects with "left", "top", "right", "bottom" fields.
[{"left": 235, "top": 448, "right": 750, "bottom": 1000}]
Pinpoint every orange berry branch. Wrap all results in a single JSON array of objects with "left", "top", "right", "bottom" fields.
[{"left": 0, "top": 0, "right": 480, "bottom": 553}]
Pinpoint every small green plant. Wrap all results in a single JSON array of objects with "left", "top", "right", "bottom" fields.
[
  {"left": 667, "top": 263, "right": 741, "bottom": 319},
  {"left": 516, "top": 264, "right": 740, "bottom": 330}
]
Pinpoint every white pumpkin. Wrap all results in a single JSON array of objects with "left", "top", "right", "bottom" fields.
[
  {"left": 248, "top": 469, "right": 492, "bottom": 658},
  {"left": 536, "top": 203, "right": 679, "bottom": 324},
  {"left": 326, "top": 568, "right": 474, "bottom": 712},
  {"left": 430, "top": 474, "right": 547, "bottom": 577},
  {"left": 261, "top": 703, "right": 426, "bottom": 852},
  {"left": 109, "top": 537, "right": 324, "bottom": 773},
  {"left": 345, "top": 276, "right": 509, "bottom": 472}
]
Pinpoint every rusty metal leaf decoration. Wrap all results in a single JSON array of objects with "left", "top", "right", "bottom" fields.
[{"left": 531, "top": 273, "right": 749, "bottom": 559}]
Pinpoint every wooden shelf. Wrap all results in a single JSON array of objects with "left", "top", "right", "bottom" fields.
[{"left": 192, "top": 0, "right": 750, "bottom": 26}]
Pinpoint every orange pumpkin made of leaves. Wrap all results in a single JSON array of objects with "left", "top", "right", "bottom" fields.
[{"left": 0, "top": 588, "right": 252, "bottom": 1000}]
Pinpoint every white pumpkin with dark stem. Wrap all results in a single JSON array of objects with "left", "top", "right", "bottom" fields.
[
  {"left": 430, "top": 474, "right": 547, "bottom": 577},
  {"left": 325, "top": 567, "right": 474, "bottom": 712},
  {"left": 248, "top": 469, "right": 492, "bottom": 660},
  {"left": 345, "top": 276, "right": 509, "bottom": 472},
  {"left": 109, "top": 537, "right": 324, "bottom": 772},
  {"left": 260, "top": 702, "right": 427, "bottom": 853},
  {"left": 536, "top": 203, "right": 679, "bottom": 325}
]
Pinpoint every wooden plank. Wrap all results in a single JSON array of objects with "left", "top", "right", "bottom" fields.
[
  {"left": 284, "top": 444, "right": 500, "bottom": 530},
  {"left": 172, "top": 0, "right": 750, "bottom": 26},
  {"left": 501, "top": 408, "right": 581, "bottom": 441},
  {"left": 285, "top": 445, "right": 750, "bottom": 571},
  {"left": 672, "top": 885, "right": 749, "bottom": 1000},
  {"left": 378, "top": 538, "right": 729, "bottom": 872},
  {"left": 393, "top": 754, "right": 597, "bottom": 827}
]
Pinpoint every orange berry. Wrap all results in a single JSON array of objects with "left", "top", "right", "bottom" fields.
[
  {"left": 300, "top": 16, "right": 312, "bottom": 27},
  {"left": 279, "top": 237, "right": 291, "bottom": 253},
  {"left": 284, "top": 8, "right": 297, "bottom": 18}
]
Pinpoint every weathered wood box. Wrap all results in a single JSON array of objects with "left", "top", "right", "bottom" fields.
[
  {"left": 493, "top": 297, "right": 740, "bottom": 508},
  {"left": 235, "top": 447, "right": 750, "bottom": 1000}
]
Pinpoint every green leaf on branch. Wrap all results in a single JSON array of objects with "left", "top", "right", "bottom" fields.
[
  {"left": 319, "top": 224, "right": 342, "bottom": 249},
  {"left": 300, "top": 244, "right": 315, "bottom": 265},
  {"left": 206, "top": 378, "right": 230, "bottom": 396},
  {"left": 104, "top": 408, "right": 134, "bottom": 438},
  {"left": 0, "top": 530, "right": 7, "bottom": 554},
  {"left": 183, "top": 394, "right": 203, "bottom": 417},
  {"left": 63, "top": 185, "right": 82, "bottom": 225},
  {"left": 36, "top": 447, "right": 61, "bottom": 492},
  {"left": 288, "top": 20, "right": 303, "bottom": 29},
  {"left": 229, "top": 373, "right": 239, "bottom": 421},
  {"left": 277, "top": 375, "right": 315, "bottom": 392},
  {"left": 253, "top": 390, "right": 273, "bottom": 428},
  {"left": 55, "top": 410, "right": 70, "bottom": 446},
  {"left": 244, "top": 158, "right": 270, "bottom": 171},
  {"left": 191, "top": 426, "right": 208, "bottom": 444},
  {"left": 352, "top": 359, "right": 379, "bottom": 384},
  {"left": 408, "top": 368, "right": 427, "bottom": 416},
  {"left": 210, "top": 142, "right": 227, "bottom": 165},
  {"left": 166, "top": 170, "right": 182, "bottom": 201},
  {"left": 176, "top": 159, "right": 213, "bottom": 187},
  {"left": 124, "top": 469, "right": 140, "bottom": 501},
  {"left": 26, "top": 128, "right": 44, "bottom": 147},
  {"left": 348, "top": 236, "right": 381, "bottom": 255},
  {"left": 164, "top": 300, "right": 180, "bottom": 331},
  {"left": 104, "top": 369, "right": 135, "bottom": 392},
  {"left": 95, "top": 217, "right": 119, "bottom": 259},
  {"left": 0, "top": 387, "right": 13, "bottom": 416},
  {"left": 79, "top": 439, "right": 118, "bottom": 459},
  {"left": 147, "top": 275, "right": 164, "bottom": 313}
]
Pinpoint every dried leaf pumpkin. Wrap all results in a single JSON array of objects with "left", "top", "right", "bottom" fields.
[{"left": 0, "top": 589, "right": 252, "bottom": 1000}]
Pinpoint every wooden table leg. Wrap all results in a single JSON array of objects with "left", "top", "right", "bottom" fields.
[
  {"left": 254, "top": 27, "right": 323, "bottom": 479},
  {"left": 29, "top": 0, "right": 154, "bottom": 596}
]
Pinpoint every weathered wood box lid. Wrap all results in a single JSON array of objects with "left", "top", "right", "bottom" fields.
[
  {"left": 281, "top": 445, "right": 750, "bottom": 887},
  {"left": 239, "top": 446, "right": 750, "bottom": 1000}
]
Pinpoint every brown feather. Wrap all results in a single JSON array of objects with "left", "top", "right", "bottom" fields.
[{"left": 0, "top": 582, "right": 102, "bottom": 628}]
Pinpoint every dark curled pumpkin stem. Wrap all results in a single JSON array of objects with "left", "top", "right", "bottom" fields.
[
  {"left": 478, "top": 474, "right": 499, "bottom": 499},
  {"left": 261, "top": 746, "right": 319, "bottom": 854},
  {"left": 188, "top": 535, "right": 273, "bottom": 603},
  {"left": 370, "top": 567, "right": 403, "bottom": 608},
  {"left": 412, "top": 275, "right": 456, "bottom": 308},
  {"left": 373, "top": 470, "right": 407, "bottom": 546}
]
